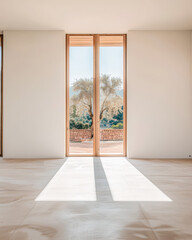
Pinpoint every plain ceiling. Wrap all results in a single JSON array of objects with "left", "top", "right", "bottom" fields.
[{"left": 0, "top": 0, "right": 192, "bottom": 33}]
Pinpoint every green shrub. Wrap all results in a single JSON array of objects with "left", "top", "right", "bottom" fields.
[
  {"left": 111, "top": 122, "right": 123, "bottom": 129},
  {"left": 74, "top": 121, "right": 84, "bottom": 129},
  {"left": 70, "top": 120, "right": 90, "bottom": 129}
]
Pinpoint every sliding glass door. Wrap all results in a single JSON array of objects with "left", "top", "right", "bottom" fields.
[
  {"left": 67, "top": 35, "right": 94, "bottom": 155},
  {"left": 99, "top": 36, "right": 125, "bottom": 154},
  {"left": 66, "top": 34, "right": 127, "bottom": 156}
]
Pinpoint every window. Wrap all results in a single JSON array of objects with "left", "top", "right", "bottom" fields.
[{"left": 66, "top": 34, "right": 127, "bottom": 157}]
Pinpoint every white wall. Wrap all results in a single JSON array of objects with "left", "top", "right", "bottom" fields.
[
  {"left": 127, "top": 31, "right": 192, "bottom": 158},
  {"left": 3, "top": 30, "right": 192, "bottom": 159},
  {"left": 3, "top": 31, "right": 65, "bottom": 158}
]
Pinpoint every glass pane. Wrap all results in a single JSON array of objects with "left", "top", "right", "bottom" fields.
[
  {"left": 69, "top": 36, "right": 94, "bottom": 154},
  {"left": 99, "top": 36, "right": 124, "bottom": 155}
]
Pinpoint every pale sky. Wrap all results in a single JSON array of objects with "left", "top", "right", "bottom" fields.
[{"left": 69, "top": 46, "right": 123, "bottom": 87}]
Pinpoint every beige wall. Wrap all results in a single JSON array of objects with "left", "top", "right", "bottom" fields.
[
  {"left": 2, "top": 30, "right": 192, "bottom": 158},
  {"left": 127, "top": 31, "right": 192, "bottom": 158},
  {"left": 3, "top": 31, "right": 65, "bottom": 158}
]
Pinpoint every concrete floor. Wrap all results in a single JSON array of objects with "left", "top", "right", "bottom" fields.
[
  {"left": 0, "top": 157, "right": 192, "bottom": 240},
  {"left": 69, "top": 141, "right": 123, "bottom": 154}
]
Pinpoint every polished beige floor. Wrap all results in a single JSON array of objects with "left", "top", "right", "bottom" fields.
[{"left": 0, "top": 158, "right": 192, "bottom": 240}]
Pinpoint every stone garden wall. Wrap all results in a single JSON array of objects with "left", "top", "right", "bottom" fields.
[{"left": 70, "top": 129, "right": 123, "bottom": 142}]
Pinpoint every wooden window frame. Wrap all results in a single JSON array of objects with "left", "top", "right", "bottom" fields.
[
  {"left": 66, "top": 34, "right": 127, "bottom": 157},
  {"left": 0, "top": 35, "right": 3, "bottom": 157}
]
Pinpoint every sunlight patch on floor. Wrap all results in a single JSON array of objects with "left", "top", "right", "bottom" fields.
[
  {"left": 101, "top": 157, "right": 172, "bottom": 202},
  {"left": 36, "top": 157, "right": 96, "bottom": 201}
]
